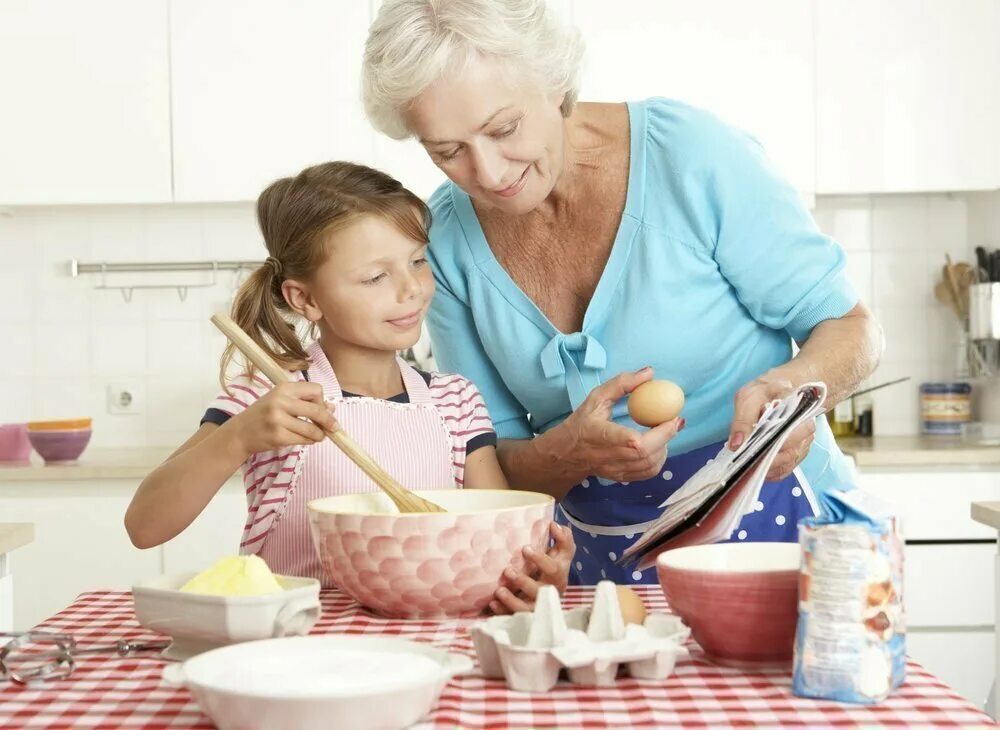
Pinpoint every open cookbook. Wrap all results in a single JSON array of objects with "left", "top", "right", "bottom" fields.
[{"left": 622, "top": 382, "right": 828, "bottom": 571}]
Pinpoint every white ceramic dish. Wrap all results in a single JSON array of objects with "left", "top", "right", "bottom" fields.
[
  {"left": 133, "top": 572, "right": 321, "bottom": 660},
  {"left": 162, "top": 635, "right": 474, "bottom": 730}
]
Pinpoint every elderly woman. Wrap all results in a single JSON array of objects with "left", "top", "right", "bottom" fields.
[{"left": 362, "top": 0, "right": 883, "bottom": 590}]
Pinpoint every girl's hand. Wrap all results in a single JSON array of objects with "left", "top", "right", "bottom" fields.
[
  {"left": 558, "top": 368, "right": 684, "bottom": 484},
  {"left": 729, "top": 374, "right": 816, "bottom": 481},
  {"left": 489, "top": 523, "right": 576, "bottom": 614},
  {"left": 228, "top": 381, "right": 338, "bottom": 455}
]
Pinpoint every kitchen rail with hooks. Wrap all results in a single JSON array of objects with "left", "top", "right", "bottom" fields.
[{"left": 69, "top": 259, "right": 263, "bottom": 302}]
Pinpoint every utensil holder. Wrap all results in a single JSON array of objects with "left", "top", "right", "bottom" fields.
[{"left": 969, "top": 283, "right": 1000, "bottom": 340}]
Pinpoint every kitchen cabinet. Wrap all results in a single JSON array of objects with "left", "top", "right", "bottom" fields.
[
  {"left": 572, "top": 0, "right": 816, "bottom": 194},
  {"left": 816, "top": 0, "right": 1000, "bottom": 193},
  {"left": 0, "top": 0, "right": 173, "bottom": 204},
  {"left": 0, "top": 563, "right": 10, "bottom": 632},
  {"left": 858, "top": 467, "right": 999, "bottom": 707},
  {"left": 4, "top": 0, "right": 999, "bottom": 205},
  {"left": 169, "top": 0, "right": 375, "bottom": 202},
  {"left": 0, "top": 477, "right": 244, "bottom": 629},
  {"left": 0, "top": 524, "right": 34, "bottom": 632},
  {"left": 908, "top": 632, "right": 994, "bottom": 711}
]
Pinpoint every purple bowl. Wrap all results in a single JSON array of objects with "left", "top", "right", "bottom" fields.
[{"left": 27, "top": 429, "right": 92, "bottom": 464}]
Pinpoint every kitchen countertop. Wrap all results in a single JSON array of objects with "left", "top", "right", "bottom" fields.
[
  {"left": 0, "top": 448, "right": 173, "bottom": 482},
  {"left": 4, "top": 436, "right": 1000, "bottom": 481},
  {"left": 3, "top": 436, "right": 999, "bottom": 480},
  {"left": 837, "top": 435, "right": 1000, "bottom": 468},
  {"left": 0, "top": 523, "right": 34, "bottom": 555},
  {"left": 971, "top": 501, "right": 1000, "bottom": 530}
]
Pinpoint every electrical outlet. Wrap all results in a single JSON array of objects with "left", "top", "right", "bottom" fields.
[{"left": 107, "top": 381, "right": 145, "bottom": 415}]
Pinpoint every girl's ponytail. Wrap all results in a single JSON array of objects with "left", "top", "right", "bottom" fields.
[{"left": 218, "top": 260, "right": 309, "bottom": 389}]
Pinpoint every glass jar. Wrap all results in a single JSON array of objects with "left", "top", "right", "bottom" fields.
[{"left": 919, "top": 382, "right": 972, "bottom": 435}]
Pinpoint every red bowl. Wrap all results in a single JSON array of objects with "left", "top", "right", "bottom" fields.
[{"left": 656, "top": 542, "right": 800, "bottom": 668}]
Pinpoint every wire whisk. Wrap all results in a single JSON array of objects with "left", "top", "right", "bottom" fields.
[{"left": 1, "top": 631, "right": 170, "bottom": 685}]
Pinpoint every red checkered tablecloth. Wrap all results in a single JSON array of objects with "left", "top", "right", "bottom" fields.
[{"left": 1, "top": 586, "right": 995, "bottom": 729}]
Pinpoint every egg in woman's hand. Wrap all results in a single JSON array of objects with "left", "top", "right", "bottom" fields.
[
  {"left": 615, "top": 585, "right": 647, "bottom": 625},
  {"left": 627, "top": 380, "right": 685, "bottom": 427}
]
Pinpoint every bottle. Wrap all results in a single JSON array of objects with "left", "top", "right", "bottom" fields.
[
  {"left": 829, "top": 397, "right": 856, "bottom": 438},
  {"left": 854, "top": 394, "right": 874, "bottom": 437}
]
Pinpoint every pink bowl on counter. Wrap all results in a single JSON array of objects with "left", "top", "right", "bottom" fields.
[
  {"left": 656, "top": 542, "right": 801, "bottom": 668},
  {"left": 308, "top": 489, "right": 554, "bottom": 619},
  {"left": 0, "top": 424, "right": 31, "bottom": 465},
  {"left": 27, "top": 428, "right": 92, "bottom": 464}
]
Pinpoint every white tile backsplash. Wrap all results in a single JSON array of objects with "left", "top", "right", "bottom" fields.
[
  {"left": 0, "top": 192, "right": 995, "bottom": 443},
  {"left": 91, "top": 322, "right": 148, "bottom": 375},
  {"left": 0, "top": 378, "right": 34, "bottom": 424},
  {"left": 34, "top": 321, "right": 93, "bottom": 377},
  {"left": 0, "top": 203, "right": 257, "bottom": 445},
  {"left": 819, "top": 192, "right": 998, "bottom": 435},
  {"left": 865, "top": 359, "right": 926, "bottom": 436},
  {"left": 926, "top": 196, "right": 969, "bottom": 254},
  {"left": 814, "top": 196, "right": 872, "bottom": 253},
  {"left": 871, "top": 195, "right": 930, "bottom": 251},
  {"left": 871, "top": 249, "right": 931, "bottom": 308}
]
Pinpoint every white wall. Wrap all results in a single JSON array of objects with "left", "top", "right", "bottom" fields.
[
  {"left": 813, "top": 193, "right": 982, "bottom": 435},
  {"left": 0, "top": 192, "right": 996, "bottom": 447},
  {"left": 0, "top": 203, "right": 260, "bottom": 449}
]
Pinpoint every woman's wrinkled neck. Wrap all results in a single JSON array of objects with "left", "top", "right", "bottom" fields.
[{"left": 543, "top": 101, "right": 625, "bottom": 216}]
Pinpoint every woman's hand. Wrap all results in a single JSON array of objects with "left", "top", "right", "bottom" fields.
[
  {"left": 490, "top": 523, "right": 576, "bottom": 614},
  {"left": 556, "top": 368, "right": 684, "bottom": 484},
  {"left": 729, "top": 374, "right": 816, "bottom": 481},
  {"left": 227, "top": 381, "right": 338, "bottom": 455}
]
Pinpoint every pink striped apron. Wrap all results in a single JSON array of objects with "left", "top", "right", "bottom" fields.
[{"left": 256, "top": 342, "right": 456, "bottom": 585}]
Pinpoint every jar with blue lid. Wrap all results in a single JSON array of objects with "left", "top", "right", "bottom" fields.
[{"left": 919, "top": 382, "right": 972, "bottom": 435}]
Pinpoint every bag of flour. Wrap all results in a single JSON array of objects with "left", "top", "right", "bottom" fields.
[{"left": 793, "top": 488, "right": 906, "bottom": 703}]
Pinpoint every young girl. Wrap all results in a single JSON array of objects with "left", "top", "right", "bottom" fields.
[{"left": 125, "top": 161, "right": 574, "bottom": 614}]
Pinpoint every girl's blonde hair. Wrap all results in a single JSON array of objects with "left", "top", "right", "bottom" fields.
[
  {"left": 220, "top": 161, "right": 430, "bottom": 386},
  {"left": 363, "top": 0, "right": 585, "bottom": 140}
]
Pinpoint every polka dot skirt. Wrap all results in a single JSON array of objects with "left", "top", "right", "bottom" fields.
[{"left": 554, "top": 440, "right": 818, "bottom": 586}]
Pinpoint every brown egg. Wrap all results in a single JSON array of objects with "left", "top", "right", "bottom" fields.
[
  {"left": 628, "top": 380, "right": 685, "bottom": 427},
  {"left": 616, "top": 585, "right": 647, "bottom": 625}
]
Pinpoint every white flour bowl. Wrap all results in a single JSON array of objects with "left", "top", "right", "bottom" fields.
[{"left": 164, "top": 635, "right": 473, "bottom": 730}]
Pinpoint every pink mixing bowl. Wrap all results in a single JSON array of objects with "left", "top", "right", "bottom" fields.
[
  {"left": 308, "top": 489, "right": 554, "bottom": 618},
  {"left": 27, "top": 429, "right": 92, "bottom": 464},
  {"left": 656, "top": 542, "right": 801, "bottom": 668}
]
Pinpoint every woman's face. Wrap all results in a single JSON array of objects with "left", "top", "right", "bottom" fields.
[{"left": 405, "top": 56, "right": 567, "bottom": 215}]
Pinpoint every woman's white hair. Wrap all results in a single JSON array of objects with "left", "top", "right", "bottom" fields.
[{"left": 363, "top": 0, "right": 585, "bottom": 140}]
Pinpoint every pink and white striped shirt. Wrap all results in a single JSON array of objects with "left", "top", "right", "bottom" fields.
[{"left": 202, "top": 359, "right": 496, "bottom": 557}]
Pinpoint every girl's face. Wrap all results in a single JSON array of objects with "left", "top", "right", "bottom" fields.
[
  {"left": 405, "top": 56, "right": 567, "bottom": 216},
  {"left": 286, "top": 214, "right": 434, "bottom": 354}
]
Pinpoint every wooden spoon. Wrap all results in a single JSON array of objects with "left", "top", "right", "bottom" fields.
[
  {"left": 934, "top": 280, "right": 963, "bottom": 319},
  {"left": 943, "top": 255, "right": 968, "bottom": 321},
  {"left": 210, "top": 312, "right": 445, "bottom": 514},
  {"left": 936, "top": 261, "right": 977, "bottom": 320}
]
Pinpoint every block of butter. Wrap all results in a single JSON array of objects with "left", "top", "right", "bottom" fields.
[{"left": 179, "top": 555, "right": 284, "bottom": 597}]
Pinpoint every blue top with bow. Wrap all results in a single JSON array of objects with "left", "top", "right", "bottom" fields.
[{"left": 425, "top": 97, "right": 859, "bottom": 506}]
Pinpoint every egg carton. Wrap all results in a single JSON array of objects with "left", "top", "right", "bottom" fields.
[{"left": 470, "top": 581, "right": 690, "bottom": 692}]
